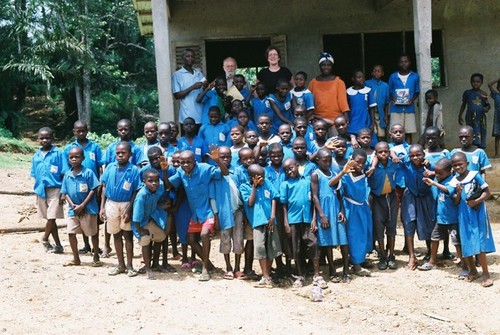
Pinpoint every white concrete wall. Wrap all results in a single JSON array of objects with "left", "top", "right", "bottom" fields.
[{"left": 167, "top": 0, "right": 500, "bottom": 153}]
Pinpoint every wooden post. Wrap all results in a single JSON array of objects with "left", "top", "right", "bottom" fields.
[
  {"left": 413, "top": 0, "right": 432, "bottom": 134},
  {"left": 152, "top": 0, "right": 174, "bottom": 122}
]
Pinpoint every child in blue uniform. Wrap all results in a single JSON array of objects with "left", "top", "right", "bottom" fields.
[
  {"left": 451, "top": 126, "right": 491, "bottom": 177},
  {"left": 292, "top": 106, "right": 315, "bottom": 143},
  {"left": 347, "top": 70, "right": 377, "bottom": 146},
  {"left": 100, "top": 141, "right": 141, "bottom": 277},
  {"left": 157, "top": 122, "right": 177, "bottom": 159},
  {"left": 449, "top": 152, "right": 495, "bottom": 287},
  {"left": 104, "top": 119, "right": 146, "bottom": 166},
  {"left": 308, "top": 119, "right": 329, "bottom": 158},
  {"left": 290, "top": 71, "right": 314, "bottom": 113},
  {"left": 292, "top": 137, "right": 317, "bottom": 176},
  {"left": 199, "top": 106, "right": 230, "bottom": 149},
  {"left": 268, "top": 79, "right": 295, "bottom": 134},
  {"left": 277, "top": 124, "right": 294, "bottom": 161},
  {"left": 280, "top": 158, "right": 327, "bottom": 289},
  {"left": 197, "top": 76, "right": 231, "bottom": 124},
  {"left": 61, "top": 147, "right": 101, "bottom": 267},
  {"left": 458, "top": 73, "right": 490, "bottom": 149},
  {"left": 31, "top": 127, "right": 67, "bottom": 253},
  {"left": 247, "top": 82, "right": 272, "bottom": 126},
  {"left": 177, "top": 117, "right": 206, "bottom": 163},
  {"left": 365, "top": 65, "right": 390, "bottom": 140},
  {"left": 487, "top": 77, "right": 500, "bottom": 157},
  {"left": 311, "top": 148, "right": 349, "bottom": 282},
  {"left": 139, "top": 121, "right": 160, "bottom": 160},
  {"left": 329, "top": 149, "right": 373, "bottom": 277},
  {"left": 229, "top": 126, "right": 247, "bottom": 168}
]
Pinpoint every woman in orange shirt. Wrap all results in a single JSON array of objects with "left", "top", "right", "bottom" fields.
[{"left": 308, "top": 53, "right": 350, "bottom": 127}]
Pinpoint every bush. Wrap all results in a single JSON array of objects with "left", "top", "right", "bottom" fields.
[
  {"left": 0, "top": 137, "right": 35, "bottom": 154},
  {"left": 87, "top": 132, "right": 118, "bottom": 149}
]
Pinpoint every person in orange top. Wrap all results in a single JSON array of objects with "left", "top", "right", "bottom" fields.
[{"left": 308, "top": 52, "right": 350, "bottom": 128}]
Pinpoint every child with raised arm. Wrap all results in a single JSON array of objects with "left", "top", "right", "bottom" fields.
[
  {"left": 132, "top": 169, "right": 168, "bottom": 279},
  {"left": 61, "top": 147, "right": 101, "bottom": 267},
  {"left": 458, "top": 73, "right": 490, "bottom": 149},
  {"left": 311, "top": 148, "right": 349, "bottom": 282},
  {"left": 290, "top": 71, "right": 315, "bottom": 115},
  {"left": 163, "top": 148, "right": 229, "bottom": 281},
  {"left": 31, "top": 127, "right": 67, "bottom": 253},
  {"left": 268, "top": 79, "right": 295, "bottom": 134},
  {"left": 487, "top": 77, "right": 500, "bottom": 157},
  {"left": 197, "top": 76, "right": 231, "bottom": 124},
  {"left": 177, "top": 117, "right": 206, "bottom": 163},
  {"left": 365, "top": 64, "right": 390, "bottom": 140},
  {"left": 100, "top": 141, "right": 141, "bottom": 277},
  {"left": 240, "top": 164, "right": 282, "bottom": 288},
  {"left": 329, "top": 150, "right": 373, "bottom": 277},
  {"left": 104, "top": 119, "right": 146, "bottom": 167},
  {"left": 280, "top": 158, "right": 327, "bottom": 289},
  {"left": 448, "top": 152, "right": 495, "bottom": 287}
]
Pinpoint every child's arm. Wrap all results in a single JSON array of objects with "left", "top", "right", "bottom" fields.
[
  {"left": 268, "top": 198, "right": 276, "bottom": 232},
  {"left": 310, "top": 199, "right": 317, "bottom": 233},
  {"left": 366, "top": 156, "right": 378, "bottom": 177},
  {"left": 454, "top": 183, "right": 463, "bottom": 206},
  {"left": 369, "top": 106, "right": 377, "bottom": 132},
  {"left": 282, "top": 204, "right": 291, "bottom": 235},
  {"left": 336, "top": 189, "right": 346, "bottom": 224},
  {"left": 458, "top": 100, "right": 466, "bottom": 125},
  {"left": 208, "top": 147, "right": 229, "bottom": 176},
  {"left": 196, "top": 81, "right": 215, "bottom": 103},
  {"left": 73, "top": 189, "right": 96, "bottom": 217},
  {"left": 488, "top": 78, "right": 500, "bottom": 93},
  {"left": 311, "top": 172, "right": 329, "bottom": 229},
  {"left": 124, "top": 190, "right": 138, "bottom": 223},
  {"left": 99, "top": 184, "right": 107, "bottom": 221},
  {"left": 248, "top": 176, "right": 261, "bottom": 207},
  {"left": 269, "top": 99, "right": 292, "bottom": 126},
  {"left": 329, "top": 160, "right": 355, "bottom": 187},
  {"left": 422, "top": 177, "right": 450, "bottom": 194},
  {"left": 466, "top": 186, "right": 491, "bottom": 209},
  {"left": 350, "top": 133, "right": 359, "bottom": 149}
]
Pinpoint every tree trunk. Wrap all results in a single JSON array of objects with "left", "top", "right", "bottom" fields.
[
  {"left": 75, "top": 81, "right": 83, "bottom": 120},
  {"left": 82, "top": 67, "right": 91, "bottom": 128}
]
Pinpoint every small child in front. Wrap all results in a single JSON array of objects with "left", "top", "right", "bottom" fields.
[
  {"left": 132, "top": 169, "right": 167, "bottom": 280},
  {"left": 100, "top": 141, "right": 141, "bottom": 277},
  {"left": 240, "top": 164, "right": 282, "bottom": 288},
  {"left": 31, "top": 127, "right": 67, "bottom": 253},
  {"left": 280, "top": 158, "right": 327, "bottom": 289},
  {"left": 61, "top": 147, "right": 101, "bottom": 267}
]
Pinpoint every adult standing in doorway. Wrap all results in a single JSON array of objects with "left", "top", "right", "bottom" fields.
[
  {"left": 223, "top": 57, "right": 237, "bottom": 89},
  {"left": 172, "top": 48, "right": 207, "bottom": 130},
  {"left": 308, "top": 52, "right": 350, "bottom": 127},
  {"left": 256, "top": 46, "right": 293, "bottom": 95}
]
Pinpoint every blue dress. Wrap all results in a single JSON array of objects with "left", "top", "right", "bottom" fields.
[
  {"left": 341, "top": 173, "right": 373, "bottom": 264},
  {"left": 315, "top": 169, "right": 347, "bottom": 247},
  {"left": 449, "top": 172, "right": 495, "bottom": 257}
]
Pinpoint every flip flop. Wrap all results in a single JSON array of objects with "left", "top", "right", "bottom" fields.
[
  {"left": 127, "top": 269, "right": 139, "bottom": 278},
  {"left": 223, "top": 271, "right": 234, "bottom": 280},
  {"left": 63, "top": 260, "right": 81, "bottom": 267},
  {"left": 234, "top": 271, "right": 247, "bottom": 280},
  {"left": 108, "top": 267, "right": 126, "bottom": 276},
  {"left": 198, "top": 272, "right": 211, "bottom": 281},
  {"left": 329, "top": 274, "right": 342, "bottom": 283},
  {"left": 458, "top": 269, "right": 469, "bottom": 280},
  {"left": 181, "top": 262, "right": 192, "bottom": 270},
  {"left": 466, "top": 272, "right": 481, "bottom": 283},
  {"left": 91, "top": 260, "right": 103, "bottom": 267},
  {"left": 481, "top": 278, "right": 494, "bottom": 288},
  {"left": 417, "top": 262, "right": 434, "bottom": 271},
  {"left": 342, "top": 274, "right": 352, "bottom": 283},
  {"left": 354, "top": 268, "right": 371, "bottom": 277},
  {"left": 245, "top": 271, "right": 260, "bottom": 281}
]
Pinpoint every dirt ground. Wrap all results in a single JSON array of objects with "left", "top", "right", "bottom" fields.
[{"left": 0, "top": 166, "right": 499, "bottom": 335}]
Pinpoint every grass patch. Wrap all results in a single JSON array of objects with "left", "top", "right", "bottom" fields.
[
  {"left": 0, "top": 152, "right": 32, "bottom": 169},
  {"left": 0, "top": 136, "right": 35, "bottom": 154}
]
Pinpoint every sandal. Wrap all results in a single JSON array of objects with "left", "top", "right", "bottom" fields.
[
  {"left": 342, "top": 273, "right": 352, "bottom": 283},
  {"left": 329, "top": 274, "right": 342, "bottom": 283},
  {"left": 91, "top": 260, "right": 103, "bottom": 267},
  {"left": 466, "top": 272, "right": 481, "bottom": 283},
  {"left": 79, "top": 246, "right": 91, "bottom": 254},
  {"left": 42, "top": 239, "right": 53, "bottom": 252},
  {"left": 354, "top": 268, "right": 371, "bottom": 277},
  {"left": 458, "top": 269, "right": 469, "bottom": 280},
  {"left": 127, "top": 269, "right": 139, "bottom": 278},
  {"left": 417, "top": 262, "right": 434, "bottom": 271},
  {"left": 198, "top": 272, "right": 211, "bottom": 282},
  {"left": 181, "top": 262, "right": 192, "bottom": 270},
  {"left": 234, "top": 271, "right": 248, "bottom": 280},
  {"left": 292, "top": 276, "right": 305, "bottom": 288},
  {"left": 63, "top": 260, "right": 80, "bottom": 267},
  {"left": 313, "top": 275, "right": 328, "bottom": 289},
  {"left": 48, "top": 245, "right": 64, "bottom": 254},
  {"left": 223, "top": 271, "right": 234, "bottom": 280},
  {"left": 245, "top": 270, "right": 260, "bottom": 281},
  {"left": 108, "top": 267, "right": 126, "bottom": 276},
  {"left": 481, "top": 278, "right": 494, "bottom": 288},
  {"left": 162, "top": 264, "right": 177, "bottom": 273}
]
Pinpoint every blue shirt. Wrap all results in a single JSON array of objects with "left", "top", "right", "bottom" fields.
[
  {"left": 139, "top": 140, "right": 160, "bottom": 159},
  {"left": 268, "top": 93, "right": 294, "bottom": 134},
  {"left": 388, "top": 71, "right": 420, "bottom": 113},
  {"left": 424, "top": 150, "right": 451, "bottom": 167},
  {"left": 450, "top": 148, "right": 491, "bottom": 172},
  {"left": 347, "top": 86, "right": 377, "bottom": 135},
  {"left": 290, "top": 88, "right": 315, "bottom": 111},
  {"left": 132, "top": 185, "right": 167, "bottom": 238},
  {"left": 104, "top": 141, "right": 146, "bottom": 166},
  {"left": 168, "top": 162, "right": 222, "bottom": 222},
  {"left": 264, "top": 165, "right": 286, "bottom": 196},
  {"left": 250, "top": 96, "right": 273, "bottom": 126},
  {"left": 390, "top": 141, "right": 410, "bottom": 188},
  {"left": 61, "top": 167, "right": 100, "bottom": 216},
  {"left": 64, "top": 140, "right": 104, "bottom": 177},
  {"left": 199, "top": 122, "right": 230, "bottom": 147},
  {"left": 368, "top": 160, "right": 397, "bottom": 196},
  {"left": 200, "top": 89, "right": 224, "bottom": 125},
  {"left": 209, "top": 174, "right": 238, "bottom": 230},
  {"left": 280, "top": 175, "right": 313, "bottom": 224},
  {"left": 240, "top": 179, "right": 279, "bottom": 228},
  {"left": 31, "top": 146, "right": 68, "bottom": 198},
  {"left": 434, "top": 175, "right": 458, "bottom": 224},
  {"left": 399, "top": 157, "right": 432, "bottom": 197},
  {"left": 234, "top": 165, "right": 250, "bottom": 188},
  {"left": 365, "top": 78, "right": 390, "bottom": 129},
  {"left": 227, "top": 118, "right": 258, "bottom": 133},
  {"left": 100, "top": 162, "right": 141, "bottom": 202},
  {"left": 177, "top": 136, "right": 207, "bottom": 163},
  {"left": 462, "top": 89, "right": 489, "bottom": 116},
  {"left": 172, "top": 66, "right": 205, "bottom": 123}
]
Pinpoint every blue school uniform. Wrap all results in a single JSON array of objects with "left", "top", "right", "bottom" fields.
[
  {"left": 368, "top": 160, "right": 397, "bottom": 196},
  {"left": 290, "top": 88, "right": 315, "bottom": 111},
  {"left": 346, "top": 86, "right": 377, "bottom": 136},
  {"left": 450, "top": 148, "right": 491, "bottom": 172},
  {"left": 315, "top": 168, "right": 347, "bottom": 246},
  {"left": 131, "top": 185, "right": 167, "bottom": 239},
  {"left": 234, "top": 165, "right": 250, "bottom": 187},
  {"left": 139, "top": 141, "right": 160, "bottom": 159},
  {"left": 250, "top": 96, "right": 273, "bottom": 126},
  {"left": 448, "top": 172, "right": 495, "bottom": 257},
  {"left": 173, "top": 184, "right": 191, "bottom": 245},
  {"left": 424, "top": 149, "right": 451, "bottom": 167},
  {"left": 268, "top": 93, "right": 294, "bottom": 134},
  {"left": 365, "top": 78, "right": 390, "bottom": 129},
  {"left": 240, "top": 179, "right": 279, "bottom": 229},
  {"left": 199, "top": 122, "right": 230, "bottom": 147},
  {"left": 292, "top": 125, "right": 316, "bottom": 144},
  {"left": 462, "top": 89, "right": 490, "bottom": 148},
  {"left": 434, "top": 175, "right": 458, "bottom": 225},
  {"left": 31, "top": 146, "right": 68, "bottom": 198},
  {"left": 388, "top": 71, "right": 420, "bottom": 114},
  {"left": 168, "top": 162, "right": 222, "bottom": 222},
  {"left": 200, "top": 89, "right": 225, "bottom": 125},
  {"left": 209, "top": 172, "right": 240, "bottom": 230},
  {"left": 340, "top": 173, "right": 373, "bottom": 265},
  {"left": 264, "top": 165, "right": 286, "bottom": 195},
  {"left": 61, "top": 167, "right": 100, "bottom": 216},
  {"left": 399, "top": 157, "right": 435, "bottom": 240},
  {"left": 390, "top": 141, "right": 410, "bottom": 188},
  {"left": 279, "top": 176, "right": 312, "bottom": 224},
  {"left": 279, "top": 141, "right": 294, "bottom": 161},
  {"left": 298, "top": 160, "right": 317, "bottom": 177},
  {"left": 177, "top": 136, "right": 206, "bottom": 163},
  {"left": 104, "top": 141, "right": 146, "bottom": 166},
  {"left": 227, "top": 118, "right": 258, "bottom": 133},
  {"left": 64, "top": 140, "right": 104, "bottom": 177},
  {"left": 100, "top": 162, "right": 141, "bottom": 202}
]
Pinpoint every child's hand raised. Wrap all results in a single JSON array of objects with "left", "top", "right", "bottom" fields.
[
  {"left": 422, "top": 177, "right": 435, "bottom": 186},
  {"left": 342, "top": 159, "right": 356, "bottom": 174},
  {"left": 160, "top": 156, "right": 169, "bottom": 171},
  {"left": 253, "top": 175, "right": 263, "bottom": 187},
  {"left": 324, "top": 139, "right": 338, "bottom": 150},
  {"left": 365, "top": 167, "right": 375, "bottom": 177},
  {"left": 208, "top": 145, "right": 220, "bottom": 160}
]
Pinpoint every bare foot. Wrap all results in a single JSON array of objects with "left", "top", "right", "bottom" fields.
[{"left": 406, "top": 258, "right": 417, "bottom": 271}]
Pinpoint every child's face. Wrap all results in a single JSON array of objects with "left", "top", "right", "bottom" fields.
[
  {"left": 233, "top": 76, "right": 245, "bottom": 91},
  {"left": 256, "top": 84, "right": 266, "bottom": 98},
  {"left": 180, "top": 154, "right": 195, "bottom": 174},
  {"left": 73, "top": 125, "right": 88, "bottom": 142},
  {"left": 352, "top": 72, "right": 365, "bottom": 87},
  {"left": 209, "top": 111, "right": 221, "bottom": 125},
  {"left": 470, "top": 76, "right": 483, "bottom": 90},
  {"left": 215, "top": 79, "right": 227, "bottom": 94},
  {"left": 231, "top": 101, "right": 243, "bottom": 115},
  {"left": 425, "top": 130, "right": 440, "bottom": 149},
  {"left": 434, "top": 165, "right": 451, "bottom": 182},
  {"left": 117, "top": 122, "right": 132, "bottom": 141},
  {"left": 258, "top": 150, "right": 268, "bottom": 167},
  {"left": 245, "top": 131, "right": 259, "bottom": 146},
  {"left": 276, "top": 82, "right": 289, "bottom": 97},
  {"left": 451, "top": 156, "right": 468, "bottom": 175},
  {"left": 425, "top": 92, "right": 437, "bottom": 107},
  {"left": 144, "top": 174, "right": 160, "bottom": 193},
  {"left": 278, "top": 126, "right": 292, "bottom": 143},
  {"left": 148, "top": 151, "right": 162, "bottom": 169},
  {"left": 169, "top": 123, "right": 179, "bottom": 140},
  {"left": 182, "top": 119, "right": 195, "bottom": 135},
  {"left": 375, "top": 145, "right": 389, "bottom": 162},
  {"left": 319, "top": 61, "right": 333, "bottom": 76},
  {"left": 258, "top": 118, "right": 271, "bottom": 133},
  {"left": 459, "top": 129, "right": 474, "bottom": 148},
  {"left": 269, "top": 148, "right": 284, "bottom": 166},
  {"left": 398, "top": 56, "right": 411, "bottom": 72},
  {"left": 357, "top": 132, "right": 372, "bottom": 148},
  {"left": 333, "top": 142, "right": 347, "bottom": 157},
  {"left": 38, "top": 131, "right": 53, "bottom": 150},
  {"left": 294, "top": 121, "right": 307, "bottom": 137},
  {"left": 293, "top": 107, "right": 306, "bottom": 119},
  {"left": 292, "top": 140, "right": 307, "bottom": 159},
  {"left": 68, "top": 148, "right": 84, "bottom": 168},
  {"left": 409, "top": 147, "right": 424, "bottom": 167},
  {"left": 334, "top": 118, "right": 348, "bottom": 135},
  {"left": 116, "top": 145, "right": 131, "bottom": 165},
  {"left": 316, "top": 152, "right": 332, "bottom": 170},
  {"left": 283, "top": 160, "right": 299, "bottom": 179},
  {"left": 294, "top": 74, "right": 306, "bottom": 88},
  {"left": 218, "top": 148, "right": 232, "bottom": 168},
  {"left": 314, "top": 122, "right": 327, "bottom": 139},
  {"left": 144, "top": 123, "right": 158, "bottom": 142},
  {"left": 390, "top": 126, "right": 405, "bottom": 143},
  {"left": 230, "top": 129, "right": 243, "bottom": 145},
  {"left": 158, "top": 125, "right": 171, "bottom": 146},
  {"left": 371, "top": 66, "right": 384, "bottom": 80},
  {"left": 171, "top": 154, "right": 181, "bottom": 168},
  {"left": 352, "top": 155, "right": 366, "bottom": 173},
  {"left": 251, "top": 172, "right": 265, "bottom": 186},
  {"left": 237, "top": 112, "right": 249, "bottom": 127},
  {"left": 239, "top": 151, "right": 255, "bottom": 168}
]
